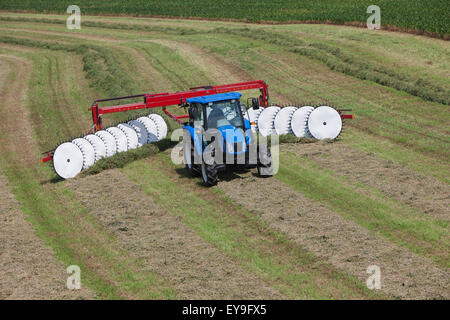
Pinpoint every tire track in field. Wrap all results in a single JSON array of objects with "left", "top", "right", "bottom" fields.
[
  {"left": 283, "top": 142, "right": 449, "bottom": 221},
  {"left": 217, "top": 168, "right": 449, "bottom": 299},
  {"left": 53, "top": 54, "right": 91, "bottom": 134},
  {"left": 147, "top": 38, "right": 294, "bottom": 103},
  {"left": 5, "top": 28, "right": 173, "bottom": 95},
  {"left": 282, "top": 28, "right": 450, "bottom": 86},
  {"left": 44, "top": 55, "right": 82, "bottom": 138},
  {"left": 65, "top": 169, "right": 285, "bottom": 299},
  {"left": 117, "top": 45, "right": 174, "bottom": 92},
  {"left": 0, "top": 54, "right": 39, "bottom": 166},
  {"left": 148, "top": 39, "right": 253, "bottom": 85},
  {"left": 0, "top": 55, "right": 94, "bottom": 299}
]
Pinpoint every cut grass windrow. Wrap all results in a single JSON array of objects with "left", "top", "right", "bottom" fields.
[
  {"left": 123, "top": 152, "right": 386, "bottom": 300},
  {"left": 1, "top": 167, "right": 176, "bottom": 299},
  {"left": 0, "top": 48, "right": 176, "bottom": 299},
  {"left": 0, "top": 35, "right": 171, "bottom": 146},
  {"left": 210, "top": 27, "right": 450, "bottom": 106},
  {"left": 343, "top": 129, "right": 449, "bottom": 185},
  {"left": 1, "top": 15, "right": 448, "bottom": 106},
  {"left": 277, "top": 151, "right": 449, "bottom": 269},
  {"left": 0, "top": 36, "right": 135, "bottom": 98}
]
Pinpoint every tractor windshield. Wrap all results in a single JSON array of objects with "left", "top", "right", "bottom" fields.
[{"left": 205, "top": 99, "right": 244, "bottom": 129}]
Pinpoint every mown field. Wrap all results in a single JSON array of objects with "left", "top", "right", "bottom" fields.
[
  {"left": 0, "top": 0, "right": 449, "bottom": 36},
  {"left": 0, "top": 12, "right": 448, "bottom": 299}
]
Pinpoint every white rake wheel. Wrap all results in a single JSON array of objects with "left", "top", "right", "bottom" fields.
[
  {"left": 257, "top": 106, "right": 281, "bottom": 137},
  {"left": 274, "top": 106, "right": 297, "bottom": 135},
  {"left": 137, "top": 117, "right": 158, "bottom": 143},
  {"left": 53, "top": 142, "right": 84, "bottom": 179},
  {"left": 148, "top": 114, "right": 167, "bottom": 140},
  {"left": 72, "top": 138, "right": 95, "bottom": 169},
  {"left": 106, "top": 127, "right": 128, "bottom": 153},
  {"left": 95, "top": 130, "right": 117, "bottom": 157},
  {"left": 128, "top": 120, "right": 148, "bottom": 147},
  {"left": 84, "top": 134, "right": 107, "bottom": 161},
  {"left": 307, "top": 106, "right": 342, "bottom": 140},
  {"left": 117, "top": 123, "right": 139, "bottom": 150},
  {"left": 244, "top": 107, "right": 264, "bottom": 133},
  {"left": 290, "top": 106, "right": 314, "bottom": 138}
]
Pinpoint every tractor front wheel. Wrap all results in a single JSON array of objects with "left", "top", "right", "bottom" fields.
[
  {"left": 201, "top": 161, "right": 218, "bottom": 186},
  {"left": 184, "top": 139, "right": 200, "bottom": 176}
]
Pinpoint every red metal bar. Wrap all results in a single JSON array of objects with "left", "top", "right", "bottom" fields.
[
  {"left": 337, "top": 109, "right": 354, "bottom": 120},
  {"left": 88, "top": 80, "right": 269, "bottom": 131},
  {"left": 41, "top": 152, "right": 53, "bottom": 163},
  {"left": 162, "top": 107, "right": 184, "bottom": 124},
  {"left": 98, "top": 102, "right": 147, "bottom": 114},
  {"left": 96, "top": 81, "right": 268, "bottom": 117}
]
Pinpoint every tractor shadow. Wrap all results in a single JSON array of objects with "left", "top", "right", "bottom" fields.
[
  {"left": 174, "top": 165, "right": 250, "bottom": 187},
  {"left": 40, "top": 176, "right": 64, "bottom": 185}
]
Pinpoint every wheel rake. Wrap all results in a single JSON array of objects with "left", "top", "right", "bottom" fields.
[
  {"left": 243, "top": 106, "right": 264, "bottom": 133},
  {"left": 40, "top": 81, "right": 353, "bottom": 180},
  {"left": 274, "top": 106, "right": 297, "bottom": 135},
  {"left": 251, "top": 104, "right": 353, "bottom": 140},
  {"left": 51, "top": 113, "right": 168, "bottom": 179},
  {"left": 291, "top": 106, "right": 314, "bottom": 138},
  {"left": 72, "top": 138, "right": 95, "bottom": 169},
  {"left": 257, "top": 106, "right": 281, "bottom": 136}
]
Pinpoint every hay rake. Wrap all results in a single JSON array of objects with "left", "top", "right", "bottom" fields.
[{"left": 40, "top": 80, "right": 353, "bottom": 182}]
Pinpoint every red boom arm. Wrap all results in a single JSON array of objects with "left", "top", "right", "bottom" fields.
[{"left": 89, "top": 80, "right": 270, "bottom": 131}]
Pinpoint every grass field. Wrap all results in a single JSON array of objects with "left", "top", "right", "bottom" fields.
[
  {"left": 0, "top": 12, "right": 448, "bottom": 299},
  {"left": 0, "top": 0, "right": 449, "bottom": 36}
]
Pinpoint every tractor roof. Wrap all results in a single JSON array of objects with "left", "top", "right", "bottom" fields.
[{"left": 186, "top": 92, "right": 242, "bottom": 104}]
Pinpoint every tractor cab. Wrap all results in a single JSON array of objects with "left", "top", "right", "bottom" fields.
[{"left": 186, "top": 92, "right": 249, "bottom": 132}]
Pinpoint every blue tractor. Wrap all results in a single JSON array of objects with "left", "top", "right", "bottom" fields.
[{"left": 182, "top": 92, "right": 273, "bottom": 186}]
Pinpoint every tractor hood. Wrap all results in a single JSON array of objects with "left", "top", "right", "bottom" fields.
[{"left": 217, "top": 125, "right": 247, "bottom": 154}]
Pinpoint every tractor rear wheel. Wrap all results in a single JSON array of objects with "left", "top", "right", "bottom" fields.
[
  {"left": 257, "top": 145, "right": 274, "bottom": 177},
  {"left": 201, "top": 161, "right": 218, "bottom": 186}
]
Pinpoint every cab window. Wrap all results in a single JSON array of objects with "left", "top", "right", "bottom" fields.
[{"left": 206, "top": 99, "right": 244, "bottom": 129}]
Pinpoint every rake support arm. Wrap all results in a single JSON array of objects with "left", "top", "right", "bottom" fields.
[{"left": 89, "top": 80, "right": 270, "bottom": 130}]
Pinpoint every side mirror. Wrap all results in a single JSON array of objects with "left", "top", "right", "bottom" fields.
[
  {"left": 188, "top": 107, "right": 194, "bottom": 120},
  {"left": 252, "top": 98, "right": 260, "bottom": 110}
]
